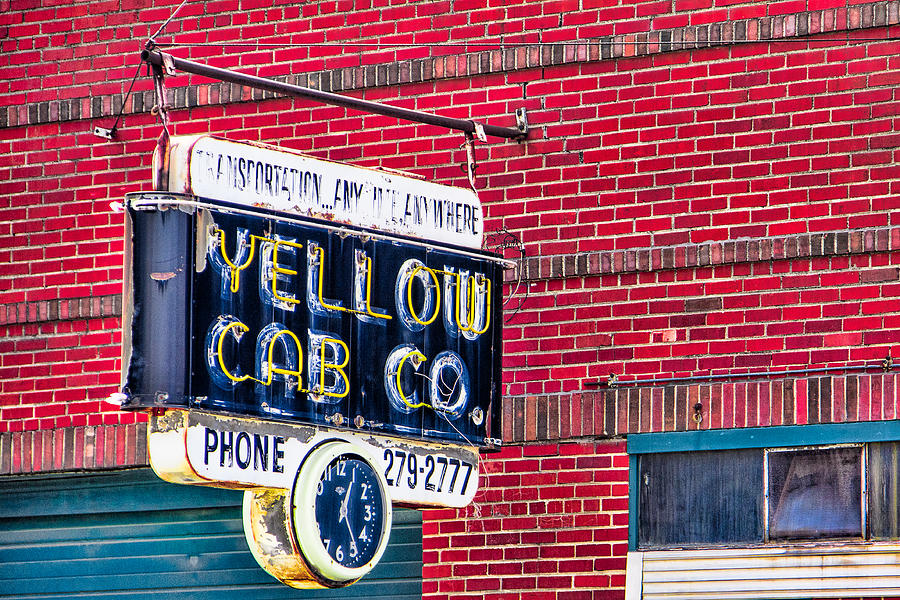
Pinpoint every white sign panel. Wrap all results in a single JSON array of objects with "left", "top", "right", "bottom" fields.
[
  {"left": 149, "top": 410, "right": 480, "bottom": 508},
  {"left": 162, "top": 135, "right": 484, "bottom": 249}
]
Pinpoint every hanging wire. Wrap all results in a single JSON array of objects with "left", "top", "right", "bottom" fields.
[
  {"left": 95, "top": 61, "right": 143, "bottom": 139},
  {"left": 485, "top": 227, "right": 528, "bottom": 323},
  {"left": 93, "top": 0, "right": 190, "bottom": 138},
  {"left": 148, "top": 35, "right": 900, "bottom": 50},
  {"left": 408, "top": 367, "right": 495, "bottom": 520},
  {"left": 147, "top": 0, "right": 192, "bottom": 48}
]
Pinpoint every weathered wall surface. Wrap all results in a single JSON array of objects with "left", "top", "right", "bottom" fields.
[
  {"left": 2, "top": 1, "right": 900, "bottom": 598},
  {"left": 424, "top": 442, "right": 629, "bottom": 599}
]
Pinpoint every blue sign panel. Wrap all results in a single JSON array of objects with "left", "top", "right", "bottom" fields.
[{"left": 121, "top": 196, "right": 503, "bottom": 447}]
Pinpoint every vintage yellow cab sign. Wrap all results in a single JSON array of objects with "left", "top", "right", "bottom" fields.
[{"left": 120, "top": 136, "right": 504, "bottom": 588}]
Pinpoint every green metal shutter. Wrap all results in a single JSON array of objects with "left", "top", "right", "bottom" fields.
[{"left": 0, "top": 469, "right": 422, "bottom": 599}]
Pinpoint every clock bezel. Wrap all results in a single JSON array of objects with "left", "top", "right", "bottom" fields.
[{"left": 290, "top": 440, "right": 392, "bottom": 586}]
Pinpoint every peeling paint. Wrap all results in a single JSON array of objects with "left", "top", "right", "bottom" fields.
[
  {"left": 244, "top": 488, "right": 327, "bottom": 589},
  {"left": 195, "top": 209, "right": 212, "bottom": 273}
]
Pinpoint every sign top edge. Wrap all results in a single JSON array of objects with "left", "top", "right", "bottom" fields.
[{"left": 160, "top": 134, "right": 485, "bottom": 249}]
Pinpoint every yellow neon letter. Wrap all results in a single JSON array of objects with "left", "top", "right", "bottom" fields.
[
  {"left": 315, "top": 245, "right": 347, "bottom": 313},
  {"left": 271, "top": 240, "right": 303, "bottom": 306},
  {"left": 396, "top": 349, "right": 428, "bottom": 409},
  {"left": 357, "top": 254, "right": 391, "bottom": 320},
  {"left": 216, "top": 229, "right": 257, "bottom": 294},
  {"left": 318, "top": 336, "right": 350, "bottom": 398},
  {"left": 265, "top": 328, "right": 303, "bottom": 386},
  {"left": 407, "top": 265, "right": 440, "bottom": 326},
  {"left": 217, "top": 320, "right": 251, "bottom": 383},
  {"left": 455, "top": 272, "right": 491, "bottom": 335}
]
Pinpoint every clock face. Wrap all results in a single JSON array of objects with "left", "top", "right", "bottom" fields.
[
  {"left": 314, "top": 454, "right": 385, "bottom": 569},
  {"left": 291, "top": 441, "right": 392, "bottom": 586}
]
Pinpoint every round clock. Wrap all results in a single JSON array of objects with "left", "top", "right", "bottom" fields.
[{"left": 291, "top": 441, "right": 392, "bottom": 587}]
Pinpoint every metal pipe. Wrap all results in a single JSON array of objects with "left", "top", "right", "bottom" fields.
[
  {"left": 586, "top": 359, "right": 896, "bottom": 388},
  {"left": 141, "top": 49, "right": 528, "bottom": 140}
]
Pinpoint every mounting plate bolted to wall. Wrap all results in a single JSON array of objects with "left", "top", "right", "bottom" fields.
[
  {"left": 515, "top": 108, "right": 528, "bottom": 137},
  {"left": 93, "top": 126, "right": 115, "bottom": 140}
]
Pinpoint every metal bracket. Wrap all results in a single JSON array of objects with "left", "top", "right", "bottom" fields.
[
  {"left": 150, "top": 59, "right": 171, "bottom": 131},
  {"left": 161, "top": 52, "right": 177, "bottom": 76},
  {"left": 473, "top": 122, "right": 487, "bottom": 143},
  {"left": 515, "top": 108, "right": 529, "bottom": 138},
  {"left": 141, "top": 49, "right": 530, "bottom": 141},
  {"left": 93, "top": 126, "right": 115, "bottom": 140},
  {"left": 692, "top": 402, "right": 704, "bottom": 424},
  {"left": 464, "top": 132, "right": 478, "bottom": 191}
]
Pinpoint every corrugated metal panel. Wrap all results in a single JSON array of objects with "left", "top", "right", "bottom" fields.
[
  {"left": 630, "top": 545, "right": 900, "bottom": 599},
  {"left": 0, "top": 469, "right": 422, "bottom": 599}
]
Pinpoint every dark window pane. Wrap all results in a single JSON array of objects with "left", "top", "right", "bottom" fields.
[
  {"left": 767, "top": 446, "right": 862, "bottom": 540},
  {"left": 638, "top": 449, "right": 763, "bottom": 548},
  {"left": 869, "top": 441, "right": 900, "bottom": 540}
]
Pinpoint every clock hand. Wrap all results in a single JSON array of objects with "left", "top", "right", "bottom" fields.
[
  {"left": 344, "top": 508, "right": 356, "bottom": 542},
  {"left": 339, "top": 479, "right": 353, "bottom": 525},
  {"left": 340, "top": 472, "right": 358, "bottom": 549}
]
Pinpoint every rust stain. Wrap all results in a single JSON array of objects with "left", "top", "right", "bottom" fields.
[{"left": 151, "top": 408, "right": 187, "bottom": 433}]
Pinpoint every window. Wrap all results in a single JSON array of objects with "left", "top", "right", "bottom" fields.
[
  {"left": 766, "top": 445, "right": 863, "bottom": 541},
  {"left": 638, "top": 449, "right": 762, "bottom": 547},
  {"left": 869, "top": 441, "right": 900, "bottom": 539},
  {"left": 628, "top": 423, "right": 900, "bottom": 550}
]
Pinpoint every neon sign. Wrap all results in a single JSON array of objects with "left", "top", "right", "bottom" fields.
[{"left": 123, "top": 156, "right": 502, "bottom": 447}]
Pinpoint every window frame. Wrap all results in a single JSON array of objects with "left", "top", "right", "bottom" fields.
[{"left": 627, "top": 420, "right": 900, "bottom": 550}]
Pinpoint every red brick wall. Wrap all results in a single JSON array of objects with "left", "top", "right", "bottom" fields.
[
  {"left": 496, "top": 35, "right": 900, "bottom": 396},
  {"left": 3, "top": 1, "right": 900, "bottom": 598},
  {"left": 423, "top": 441, "right": 629, "bottom": 600}
]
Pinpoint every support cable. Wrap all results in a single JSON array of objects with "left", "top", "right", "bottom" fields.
[
  {"left": 147, "top": 0, "right": 192, "bottom": 48},
  {"left": 92, "top": 61, "right": 143, "bottom": 140},
  {"left": 147, "top": 35, "right": 900, "bottom": 49}
]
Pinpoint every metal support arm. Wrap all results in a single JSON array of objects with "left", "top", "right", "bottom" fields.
[{"left": 140, "top": 49, "right": 528, "bottom": 140}]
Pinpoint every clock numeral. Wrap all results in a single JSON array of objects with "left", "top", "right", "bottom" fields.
[
  {"left": 360, "top": 482, "right": 369, "bottom": 500},
  {"left": 323, "top": 538, "right": 331, "bottom": 551},
  {"left": 335, "top": 546, "right": 344, "bottom": 562},
  {"left": 316, "top": 480, "right": 324, "bottom": 496},
  {"left": 349, "top": 541, "right": 358, "bottom": 558},
  {"left": 337, "top": 459, "right": 347, "bottom": 477},
  {"left": 364, "top": 504, "right": 372, "bottom": 522}
]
